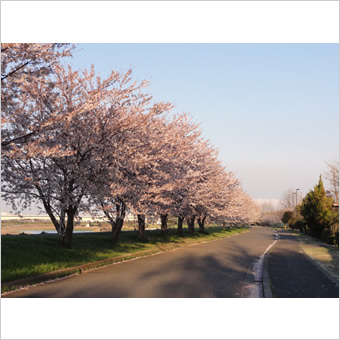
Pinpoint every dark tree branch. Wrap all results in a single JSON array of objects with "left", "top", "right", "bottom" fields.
[
  {"left": 1, "top": 60, "right": 32, "bottom": 81},
  {"left": 1, "top": 131, "right": 36, "bottom": 147}
]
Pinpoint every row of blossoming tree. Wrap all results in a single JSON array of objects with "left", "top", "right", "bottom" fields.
[{"left": 1, "top": 43, "right": 261, "bottom": 246}]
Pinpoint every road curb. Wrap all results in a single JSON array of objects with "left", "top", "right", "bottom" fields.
[
  {"left": 241, "top": 228, "right": 279, "bottom": 298},
  {"left": 262, "top": 229, "right": 279, "bottom": 298},
  {"left": 262, "top": 246, "right": 274, "bottom": 298}
]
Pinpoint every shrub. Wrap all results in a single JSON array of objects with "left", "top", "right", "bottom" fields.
[
  {"left": 288, "top": 216, "right": 305, "bottom": 232},
  {"left": 282, "top": 211, "right": 293, "bottom": 224}
]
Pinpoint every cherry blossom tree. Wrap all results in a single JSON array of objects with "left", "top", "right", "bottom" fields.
[
  {"left": 163, "top": 134, "right": 240, "bottom": 234},
  {"left": 137, "top": 114, "right": 203, "bottom": 236},
  {"left": 88, "top": 107, "right": 177, "bottom": 242},
  {"left": 91, "top": 112, "right": 202, "bottom": 239},
  {"left": 233, "top": 191, "right": 261, "bottom": 225},
  {"left": 1, "top": 43, "right": 74, "bottom": 147},
  {"left": 2, "top": 63, "right": 171, "bottom": 246}
]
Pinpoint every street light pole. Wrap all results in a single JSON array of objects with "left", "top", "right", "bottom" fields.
[{"left": 295, "top": 188, "right": 300, "bottom": 217}]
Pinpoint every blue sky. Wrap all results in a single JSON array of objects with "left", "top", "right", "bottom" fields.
[{"left": 64, "top": 43, "right": 338, "bottom": 202}]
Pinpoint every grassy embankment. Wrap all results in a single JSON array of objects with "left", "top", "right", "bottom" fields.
[{"left": 1, "top": 226, "right": 249, "bottom": 292}]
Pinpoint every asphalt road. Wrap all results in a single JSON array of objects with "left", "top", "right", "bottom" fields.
[
  {"left": 6, "top": 227, "right": 276, "bottom": 298},
  {"left": 268, "top": 230, "right": 339, "bottom": 298}
]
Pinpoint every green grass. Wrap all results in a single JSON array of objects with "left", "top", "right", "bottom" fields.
[{"left": 1, "top": 226, "right": 249, "bottom": 286}]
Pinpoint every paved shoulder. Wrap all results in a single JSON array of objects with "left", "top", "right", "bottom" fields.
[{"left": 267, "top": 230, "right": 339, "bottom": 298}]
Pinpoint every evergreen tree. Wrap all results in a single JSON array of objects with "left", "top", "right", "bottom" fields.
[
  {"left": 282, "top": 211, "right": 293, "bottom": 224},
  {"left": 299, "top": 176, "right": 338, "bottom": 237}
]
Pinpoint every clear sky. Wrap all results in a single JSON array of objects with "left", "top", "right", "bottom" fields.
[{"left": 64, "top": 43, "right": 339, "bottom": 203}]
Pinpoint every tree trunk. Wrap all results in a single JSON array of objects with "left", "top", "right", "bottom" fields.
[
  {"left": 102, "top": 203, "right": 117, "bottom": 236},
  {"left": 177, "top": 216, "right": 184, "bottom": 235},
  {"left": 63, "top": 207, "right": 77, "bottom": 247},
  {"left": 110, "top": 220, "right": 117, "bottom": 233},
  {"left": 57, "top": 215, "right": 66, "bottom": 245},
  {"left": 160, "top": 214, "right": 168, "bottom": 235},
  {"left": 223, "top": 221, "right": 226, "bottom": 228},
  {"left": 186, "top": 215, "right": 195, "bottom": 233},
  {"left": 197, "top": 216, "right": 206, "bottom": 233},
  {"left": 58, "top": 233, "right": 65, "bottom": 244},
  {"left": 39, "top": 192, "right": 65, "bottom": 243},
  {"left": 112, "top": 218, "right": 124, "bottom": 242},
  {"left": 137, "top": 214, "right": 146, "bottom": 239},
  {"left": 112, "top": 202, "right": 126, "bottom": 242}
]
